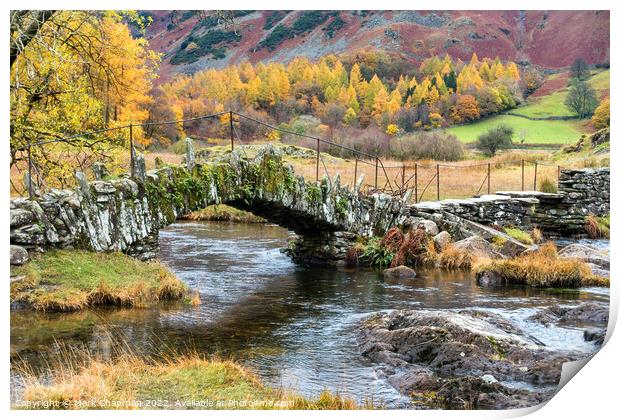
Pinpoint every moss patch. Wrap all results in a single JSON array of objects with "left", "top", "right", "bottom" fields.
[
  {"left": 11, "top": 250, "right": 187, "bottom": 312},
  {"left": 182, "top": 204, "right": 265, "bottom": 223},
  {"left": 503, "top": 227, "right": 534, "bottom": 245},
  {"left": 19, "top": 356, "right": 363, "bottom": 410}
]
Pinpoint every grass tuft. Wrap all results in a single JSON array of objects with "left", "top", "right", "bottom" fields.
[
  {"left": 11, "top": 250, "right": 188, "bottom": 312},
  {"left": 585, "top": 214, "right": 610, "bottom": 239},
  {"left": 473, "top": 242, "right": 608, "bottom": 288},
  {"left": 437, "top": 244, "right": 475, "bottom": 269},
  {"left": 182, "top": 204, "right": 266, "bottom": 223}
]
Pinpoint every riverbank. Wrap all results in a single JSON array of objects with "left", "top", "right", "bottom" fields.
[
  {"left": 10, "top": 250, "right": 188, "bottom": 312},
  {"left": 16, "top": 354, "right": 361, "bottom": 410}
]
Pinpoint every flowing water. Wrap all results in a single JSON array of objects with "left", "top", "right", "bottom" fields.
[{"left": 10, "top": 221, "right": 610, "bottom": 408}]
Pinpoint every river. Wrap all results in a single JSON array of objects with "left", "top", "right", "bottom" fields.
[{"left": 10, "top": 221, "right": 610, "bottom": 408}]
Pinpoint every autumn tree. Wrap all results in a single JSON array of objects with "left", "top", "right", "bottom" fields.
[
  {"left": 10, "top": 10, "right": 159, "bottom": 189},
  {"left": 451, "top": 95, "right": 480, "bottom": 122},
  {"left": 591, "top": 98, "right": 610, "bottom": 130}
]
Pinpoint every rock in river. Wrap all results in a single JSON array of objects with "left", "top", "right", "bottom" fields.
[
  {"left": 358, "top": 309, "right": 586, "bottom": 409},
  {"left": 383, "top": 265, "right": 417, "bottom": 280}
]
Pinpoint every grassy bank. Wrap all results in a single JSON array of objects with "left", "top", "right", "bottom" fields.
[
  {"left": 182, "top": 204, "right": 266, "bottom": 223},
  {"left": 17, "top": 355, "right": 362, "bottom": 410},
  {"left": 11, "top": 250, "right": 188, "bottom": 312},
  {"left": 473, "top": 243, "right": 608, "bottom": 288}
]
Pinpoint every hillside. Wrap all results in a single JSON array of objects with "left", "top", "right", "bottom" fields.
[{"left": 143, "top": 10, "right": 610, "bottom": 81}]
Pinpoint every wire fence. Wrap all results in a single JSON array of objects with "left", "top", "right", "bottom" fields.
[{"left": 13, "top": 110, "right": 576, "bottom": 203}]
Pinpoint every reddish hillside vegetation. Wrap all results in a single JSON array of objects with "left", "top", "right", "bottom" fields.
[{"left": 143, "top": 10, "right": 609, "bottom": 81}]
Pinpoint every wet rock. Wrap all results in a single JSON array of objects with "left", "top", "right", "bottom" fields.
[
  {"left": 527, "top": 302, "right": 609, "bottom": 326},
  {"left": 433, "top": 231, "right": 452, "bottom": 252},
  {"left": 453, "top": 236, "right": 503, "bottom": 259},
  {"left": 358, "top": 309, "right": 584, "bottom": 409},
  {"left": 383, "top": 265, "right": 416, "bottom": 279},
  {"left": 10, "top": 245, "right": 29, "bottom": 266},
  {"left": 584, "top": 328, "right": 606, "bottom": 346}
]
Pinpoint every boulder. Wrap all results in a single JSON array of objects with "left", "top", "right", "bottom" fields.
[
  {"left": 453, "top": 235, "right": 502, "bottom": 259},
  {"left": 383, "top": 265, "right": 416, "bottom": 279},
  {"left": 433, "top": 231, "right": 452, "bottom": 252},
  {"left": 584, "top": 329, "right": 606, "bottom": 346},
  {"left": 558, "top": 243, "right": 610, "bottom": 270},
  {"left": 416, "top": 219, "right": 439, "bottom": 236},
  {"left": 476, "top": 270, "right": 507, "bottom": 288},
  {"left": 10, "top": 245, "right": 29, "bottom": 266},
  {"left": 10, "top": 208, "right": 35, "bottom": 228}
]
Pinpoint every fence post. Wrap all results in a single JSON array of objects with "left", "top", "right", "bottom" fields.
[
  {"left": 533, "top": 162, "right": 538, "bottom": 191},
  {"left": 27, "top": 144, "right": 33, "bottom": 199},
  {"left": 229, "top": 110, "right": 234, "bottom": 151},
  {"left": 557, "top": 165, "right": 561, "bottom": 188},
  {"left": 353, "top": 158, "right": 358, "bottom": 187},
  {"left": 436, "top": 164, "right": 440, "bottom": 201},
  {"left": 316, "top": 138, "right": 320, "bottom": 182},
  {"left": 521, "top": 159, "right": 525, "bottom": 191},
  {"left": 414, "top": 163, "right": 418, "bottom": 203},
  {"left": 487, "top": 163, "right": 491, "bottom": 194},
  {"left": 374, "top": 157, "right": 378, "bottom": 190}
]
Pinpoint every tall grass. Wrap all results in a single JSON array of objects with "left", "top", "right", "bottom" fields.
[
  {"left": 15, "top": 339, "right": 367, "bottom": 410},
  {"left": 473, "top": 242, "right": 608, "bottom": 288}
]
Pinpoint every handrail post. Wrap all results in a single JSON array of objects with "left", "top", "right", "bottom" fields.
[
  {"left": 487, "top": 163, "right": 491, "bottom": 194},
  {"left": 354, "top": 158, "right": 358, "bottom": 188},
  {"left": 414, "top": 163, "right": 418, "bottom": 203},
  {"left": 229, "top": 110, "right": 234, "bottom": 151},
  {"left": 316, "top": 138, "right": 320, "bottom": 182},
  {"left": 129, "top": 123, "right": 134, "bottom": 176},
  {"left": 27, "top": 143, "right": 33, "bottom": 199},
  {"left": 436, "top": 164, "right": 440, "bottom": 201},
  {"left": 521, "top": 159, "right": 525, "bottom": 191},
  {"left": 533, "top": 162, "right": 538, "bottom": 191},
  {"left": 374, "top": 157, "right": 378, "bottom": 190},
  {"left": 401, "top": 163, "right": 405, "bottom": 197}
]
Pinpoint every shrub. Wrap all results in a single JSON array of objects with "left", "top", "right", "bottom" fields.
[
  {"left": 476, "top": 125, "right": 514, "bottom": 156},
  {"left": 539, "top": 177, "right": 558, "bottom": 193},
  {"left": 390, "top": 131, "right": 464, "bottom": 161},
  {"left": 391, "top": 228, "right": 436, "bottom": 267},
  {"left": 361, "top": 237, "right": 394, "bottom": 268}
]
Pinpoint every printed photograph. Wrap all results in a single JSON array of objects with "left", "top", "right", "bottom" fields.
[{"left": 9, "top": 8, "right": 611, "bottom": 411}]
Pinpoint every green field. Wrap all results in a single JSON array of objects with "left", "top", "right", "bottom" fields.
[
  {"left": 447, "top": 115, "right": 583, "bottom": 144},
  {"left": 449, "top": 70, "right": 609, "bottom": 144},
  {"left": 512, "top": 92, "right": 572, "bottom": 118}
]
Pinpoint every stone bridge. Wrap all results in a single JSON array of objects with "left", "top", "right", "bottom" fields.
[{"left": 10, "top": 143, "right": 609, "bottom": 265}]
